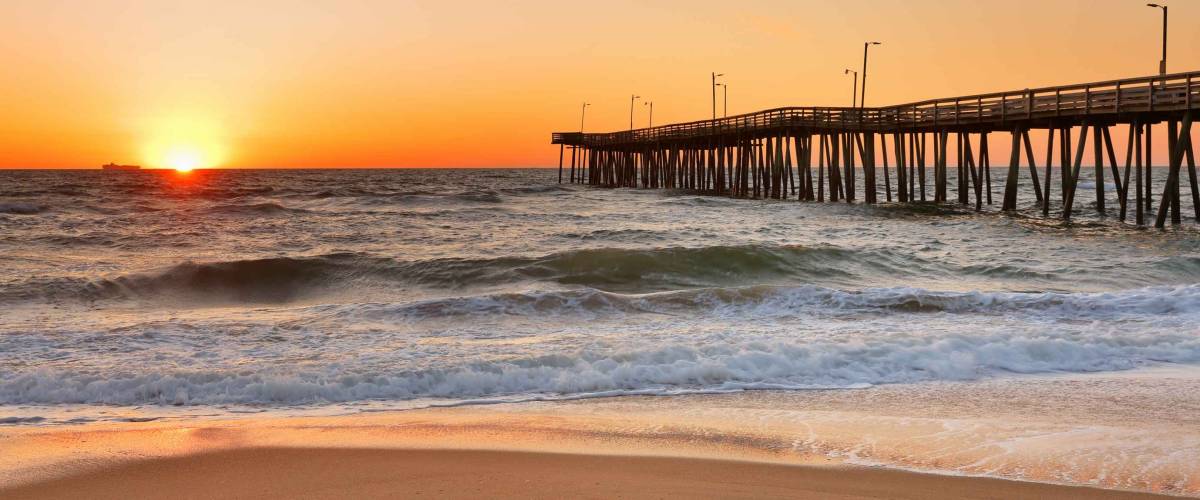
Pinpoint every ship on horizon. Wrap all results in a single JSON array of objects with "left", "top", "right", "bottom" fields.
[{"left": 101, "top": 163, "right": 140, "bottom": 171}]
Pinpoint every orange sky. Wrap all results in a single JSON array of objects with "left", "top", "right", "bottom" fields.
[{"left": 1, "top": 0, "right": 1197, "bottom": 169}]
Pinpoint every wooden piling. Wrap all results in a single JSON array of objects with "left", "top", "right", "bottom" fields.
[
  {"left": 1102, "top": 126, "right": 1125, "bottom": 216},
  {"left": 1136, "top": 123, "right": 1145, "bottom": 225},
  {"left": 1063, "top": 124, "right": 1090, "bottom": 220},
  {"left": 1003, "top": 129, "right": 1021, "bottom": 211},
  {"left": 1043, "top": 128, "right": 1054, "bottom": 217},
  {"left": 981, "top": 132, "right": 992, "bottom": 206},
  {"left": 1156, "top": 115, "right": 1193, "bottom": 227},
  {"left": 1093, "top": 126, "right": 1105, "bottom": 215},
  {"left": 1022, "top": 130, "right": 1043, "bottom": 205}
]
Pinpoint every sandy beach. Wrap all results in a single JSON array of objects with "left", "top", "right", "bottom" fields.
[
  {"left": 3, "top": 367, "right": 1197, "bottom": 499},
  {"left": 1, "top": 448, "right": 1175, "bottom": 500}
]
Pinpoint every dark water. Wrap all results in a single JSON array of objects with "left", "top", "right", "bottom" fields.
[{"left": 1, "top": 168, "right": 1199, "bottom": 423}]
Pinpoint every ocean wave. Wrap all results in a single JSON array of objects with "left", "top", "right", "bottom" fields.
[
  {"left": 556, "top": 228, "right": 672, "bottom": 242},
  {"left": 208, "top": 202, "right": 310, "bottom": 215},
  {"left": 294, "top": 188, "right": 507, "bottom": 205},
  {"left": 0, "top": 244, "right": 1089, "bottom": 304},
  {"left": 192, "top": 186, "right": 276, "bottom": 200},
  {"left": 341, "top": 283, "right": 1200, "bottom": 321},
  {"left": 80, "top": 253, "right": 379, "bottom": 303},
  {"left": 3, "top": 326, "right": 1197, "bottom": 406},
  {"left": 385, "top": 190, "right": 504, "bottom": 204},
  {"left": 498, "top": 185, "right": 573, "bottom": 195},
  {"left": 0, "top": 202, "right": 46, "bottom": 215},
  {"left": 510, "top": 245, "right": 902, "bottom": 290}
]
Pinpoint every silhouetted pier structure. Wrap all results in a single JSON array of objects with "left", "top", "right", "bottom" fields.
[{"left": 553, "top": 71, "right": 1199, "bottom": 228}]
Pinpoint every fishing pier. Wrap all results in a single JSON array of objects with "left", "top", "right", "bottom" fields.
[{"left": 553, "top": 71, "right": 1199, "bottom": 228}]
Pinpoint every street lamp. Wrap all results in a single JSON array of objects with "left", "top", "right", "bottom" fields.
[
  {"left": 711, "top": 72, "right": 724, "bottom": 120},
  {"left": 1147, "top": 4, "right": 1167, "bottom": 75},
  {"left": 580, "top": 102, "right": 590, "bottom": 132},
  {"left": 644, "top": 101, "right": 654, "bottom": 127},
  {"left": 630, "top": 94, "right": 640, "bottom": 130},
  {"left": 715, "top": 83, "right": 728, "bottom": 118},
  {"left": 860, "top": 41, "right": 881, "bottom": 108},
  {"left": 844, "top": 69, "right": 858, "bottom": 108}
]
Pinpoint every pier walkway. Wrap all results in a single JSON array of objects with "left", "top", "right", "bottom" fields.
[{"left": 553, "top": 71, "right": 1199, "bottom": 228}]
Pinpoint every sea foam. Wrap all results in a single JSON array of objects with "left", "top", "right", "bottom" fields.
[{"left": 3, "top": 284, "right": 1198, "bottom": 406}]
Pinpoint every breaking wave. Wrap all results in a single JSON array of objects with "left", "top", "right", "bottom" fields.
[
  {"left": 3, "top": 321, "right": 1197, "bottom": 405},
  {"left": 0, "top": 245, "right": 929, "bottom": 304},
  {"left": 9, "top": 243, "right": 1200, "bottom": 305},
  {"left": 348, "top": 283, "right": 1200, "bottom": 321}
]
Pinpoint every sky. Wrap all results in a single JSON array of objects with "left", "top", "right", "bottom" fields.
[{"left": 1, "top": 0, "right": 1197, "bottom": 169}]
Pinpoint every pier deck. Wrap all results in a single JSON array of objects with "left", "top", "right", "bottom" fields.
[{"left": 553, "top": 71, "right": 1199, "bottom": 228}]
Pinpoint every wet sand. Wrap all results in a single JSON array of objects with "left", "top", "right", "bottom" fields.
[{"left": 0, "top": 447, "right": 1176, "bottom": 500}]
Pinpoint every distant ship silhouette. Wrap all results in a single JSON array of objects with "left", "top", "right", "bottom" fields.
[{"left": 101, "top": 163, "right": 140, "bottom": 171}]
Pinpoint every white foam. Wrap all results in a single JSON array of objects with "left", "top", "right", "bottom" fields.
[
  {"left": 3, "top": 282, "right": 1199, "bottom": 408},
  {"left": 3, "top": 325, "right": 1198, "bottom": 406}
]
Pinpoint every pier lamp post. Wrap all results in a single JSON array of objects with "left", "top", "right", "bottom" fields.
[
  {"left": 1147, "top": 4, "right": 1167, "bottom": 75},
  {"left": 645, "top": 101, "right": 654, "bottom": 127},
  {"left": 716, "top": 83, "right": 727, "bottom": 117},
  {"left": 580, "top": 102, "right": 590, "bottom": 132},
  {"left": 630, "top": 95, "right": 640, "bottom": 130},
  {"left": 844, "top": 69, "right": 858, "bottom": 108},
  {"left": 711, "top": 72, "right": 724, "bottom": 120},
  {"left": 860, "top": 42, "right": 881, "bottom": 109}
]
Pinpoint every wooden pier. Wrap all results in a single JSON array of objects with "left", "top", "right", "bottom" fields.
[{"left": 553, "top": 71, "right": 1199, "bottom": 228}]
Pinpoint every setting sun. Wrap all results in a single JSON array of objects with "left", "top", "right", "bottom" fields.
[
  {"left": 165, "top": 147, "right": 201, "bottom": 172},
  {"left": 140, "top": 114, "right": 226, "bottom": 171}
]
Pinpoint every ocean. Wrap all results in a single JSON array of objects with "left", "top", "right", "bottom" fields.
[{"left": 1, "top": 167, "right": 1199, "bottom": 424}]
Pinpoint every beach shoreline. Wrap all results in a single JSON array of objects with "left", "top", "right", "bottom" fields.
[{"left": 3, "top": 366, "right": 1198, "bottom": 498}]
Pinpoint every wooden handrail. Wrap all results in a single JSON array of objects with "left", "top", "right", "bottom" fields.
[{"left": 554, "top": 70, "right": 1200, "bottom": 146}]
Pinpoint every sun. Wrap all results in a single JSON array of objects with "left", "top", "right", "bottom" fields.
[
  {"left": 166, "top": 147, "right": 202, "bottom": 172},
  {"left": 140, "top": 114, "right": 227, "bottom": 172}
]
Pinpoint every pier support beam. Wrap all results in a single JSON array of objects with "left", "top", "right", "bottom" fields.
[
  {"left": 881, "top": 133, "right": 892, "bottom": 202},
  {"left": 1022, "top": 130, "right": 1043, "bottom": 206},
  {"left": 1102, "top": 127, "right": 1124, "bottom": 216},
  {"left": 893, "top": 133, "right": 906, "bottom": 203},
  {"left": 1136, "top": 123, "right": 1145, "bottom": 225},
  {"left": 1043, "top": 129, "right": 1055, "bottom": 217},
  {"left": 1156, "top": 113, "right": 1194, "bottom": 228},
  {"left": 1003, "top": 129, "right": 1022, "bottom": 211},
  {"left": 918, "top": 133, "right": 927, "bottom": 202},
  {"left": 1063, "top": 124, "right": 1091, "bottom": 221},
  {"left": 1094, "top": 126, "right": 1106, "bottom": 215},
  {"left": 569, "top": 146, "right": 577, "bottom": 184}
]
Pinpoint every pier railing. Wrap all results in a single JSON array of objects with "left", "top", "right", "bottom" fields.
[{"left": 554, "top": 71, "right": 1200, "bottom": 146}]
